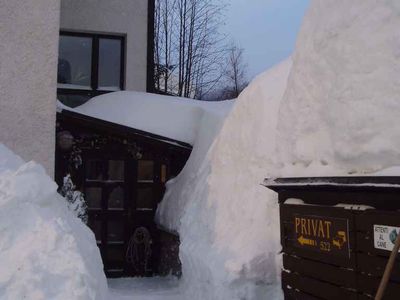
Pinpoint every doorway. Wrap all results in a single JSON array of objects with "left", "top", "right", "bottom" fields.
[{"left": 84, "top": 154, "right": 168, "bottom": 277}]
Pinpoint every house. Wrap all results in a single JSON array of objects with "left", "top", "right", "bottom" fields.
[
  {"left": 58, "top": 0, "right": 155, "bottom": 107},
  {"left": 2, "top": 0, "right": 191, "bottom": 278},
  {"left": 55, "top": 0, "right": 191, "bottom": 278},
  {"left": 0, "top": 0, "right": 60, "bottom": 176},
  {"left": 0, "top": 0, "right": 155, "bottom": 175}
]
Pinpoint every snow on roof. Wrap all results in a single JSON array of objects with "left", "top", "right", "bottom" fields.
[{"left": 57, "top": 91, "right": 233, "bottom": 145}]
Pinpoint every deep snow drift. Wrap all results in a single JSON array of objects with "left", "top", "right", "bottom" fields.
[
  {"left": 0, "top": 144, "right": 107, "bottom": 300},
  {"left": 277, "top": 0, "right": 400, "bottom": 175},
  {"left": 157, "top": 59, "right": 292, "bottom": 299},
  {"left": 157, "top": 0, "right": 400, "bottom": 299}
]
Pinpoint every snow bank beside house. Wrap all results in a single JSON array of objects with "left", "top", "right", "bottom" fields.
[
  {"left": 64, "top": 91, "right": 232, "bottom": 145},
  {"left": 158, "top": 1, "right": 400, "bottom": 299},
  {"left": 0, "top": 144, "right": 107, "bottom": 300},
  {"left": 277, "top": 0, "right": 400, "bottom": 175},
  {"left": 157, "top": 59, "right": 292, "bottom": 300}
]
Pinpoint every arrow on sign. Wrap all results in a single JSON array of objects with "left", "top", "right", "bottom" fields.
[{"left": 298, "top": 236, "right": 317, "bottom": 246}]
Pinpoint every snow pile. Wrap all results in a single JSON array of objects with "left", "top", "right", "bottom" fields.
[
  {"left": 158, "top": 1, "right": 400, "bottom": 299},
  {"left": 156, "top": 97, "right": 233, "bottom": 230},
  {"left": 64, "top": 91, "right": 232, "bottom": 145},
  {"left": 277, "top": 0, "right": 400, "bottom": 175},
  {"left": 157, "top": 59, "right": 292, "bottom": 300},
  {"left": 0, "top": 144, "right": 107, "bottom": 300}
]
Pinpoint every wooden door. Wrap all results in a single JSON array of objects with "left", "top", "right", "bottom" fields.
[
  {"left": 83, "top": 153, "right": 170, "bottom": 277},
  {"left": 84, "top": 157, "right": 134, "bottom": 277}
]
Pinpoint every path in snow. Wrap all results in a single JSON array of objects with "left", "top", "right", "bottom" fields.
[{"left": 107, "top": 277, "right": 183, "bottom": 300}]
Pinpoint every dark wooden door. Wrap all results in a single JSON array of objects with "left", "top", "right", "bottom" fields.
[
  {"left": 83, "top": 152, "right": 170, "bottom": 277},
  {"left": 84, "top": 157, "right": 134, "bottom": 277}
]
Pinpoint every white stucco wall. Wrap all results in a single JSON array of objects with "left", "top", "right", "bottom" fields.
[
  {"left": 60, "top": 0, "right": 148, "bottom": 92},
  {"left": 0, "top": 0, "right": 60, "bottom": 176}
]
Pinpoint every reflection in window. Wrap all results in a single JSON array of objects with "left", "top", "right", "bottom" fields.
[
  {"left": 108, "top": 186, "right": 124, "bottom": 209},
  {"left": 108, "top": 160, "right": 124, "bottom": 181},
  {"left": 136, "top": 187, "right": 154, "bottom": 210},
  {"left": 107, "top": 221, "right": 124, "bottom": 242},
  {"left": 138, "top": 160, "right": 154, "bottom": 182},
  {"left": 58, "top": 35, "right": 92, "bottom": 88},
  {"left": 57, "top": 93, "right": 91, "bottom": 108},
  {"left": 86, "top": 160, "right": 104, "bottom": 180},
  {"left": 99, "top": 38, "right": 122, "bottom": 90},
  {"left": 85, "top": 187, "right": 102, "bottom": 209}
]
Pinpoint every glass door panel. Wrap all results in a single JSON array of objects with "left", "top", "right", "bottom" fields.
[
  {"left": 108, "top": 160, "right": 125, "bottom": 181},
  {"left": 108, "top": 186, "right": 124, "bottom": 210},
  {"left": 137, "top": 160, "right": 154, "bottom": 183}
]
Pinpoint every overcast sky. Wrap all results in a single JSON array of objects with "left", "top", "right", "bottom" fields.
[{"left": 222, "top": 0, "right": 310, "bottom": 80}]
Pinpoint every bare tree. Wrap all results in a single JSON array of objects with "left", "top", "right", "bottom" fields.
[
  {"left": 223, "top": 44, "right": 248, "bottom": 98},
  {"left": 154, "top": 0, "right": 176, "bottom": 93},
  {"left": 154, "top": 0, "right": 226, "bottom": 99},
  {"left": 202, "top": 44, "right": 248, "bottom": 101}
]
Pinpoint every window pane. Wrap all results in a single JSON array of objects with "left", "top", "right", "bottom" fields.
[
  {"left": 57, "top": 93, "right": 92, "bottom": 108},
  {"left": 138, "top": 160, "right": 154, "bottom": 182},
  {"left": 85, "top": 187, "right": 102, "bottom": 209},
  {"left": 108, "top": 186, "right": 124, "bottom": 209},
  {"left": 108, "top": 221, "right": 124, "bottom": 242},
  {"left": 137, "top": 187, "right": 154, "bottom": 210},
  {"left": 86, "top": 160, "right": 105, "bottom": 180},
  {"left": 98, "top": 38, "right": 122, "bottom": 90},
  {"left": 108, "top": 160, "right": 124, "bottom": 181},
  {"left": 58, "top": 35, "right": 92, "bottom": 88}
]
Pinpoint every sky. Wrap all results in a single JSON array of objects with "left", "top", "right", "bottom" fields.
[{"left": 223, "top": 0, "right": 310, "bottom": 80}]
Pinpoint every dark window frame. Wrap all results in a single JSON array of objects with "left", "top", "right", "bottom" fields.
[{"left": 58, "top": 31, "right": 126, "bottom": 100}]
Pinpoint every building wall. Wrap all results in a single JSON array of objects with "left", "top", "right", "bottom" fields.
[
  {"left": 0, "top": 0, "right": 60, "bottom": 176},
  {"left": 60, "top": 0, "right": 148, "bottom": 92}
]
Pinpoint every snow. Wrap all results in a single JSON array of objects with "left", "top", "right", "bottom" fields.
[
  {"left": 8, "top": 1, "right": 400, "bottom": 299},
  {"left": 58, "top": 83, "right": 92, "bottom": 90},
  {"left": 156, "top": 59, "right": 292, "bottom": 300},
  {"left": 0, "top": 144, "right": 107, "bottom": 300},
  {"left": 59, "top": 91, "right": 233, "bottom": 145},
  {"left": 284, "top": 198, "right": 306, "bottom": 205},
  {"left": 277, "top": 0, "right": 400, "bottom": 176},
  {"left": 97, "top": 86, "right": 121, "bottom": 91},
  {"left": 156, "top": 1, "right": 400, "bottom": 299},
  {"left": 334, "top": 204, "right": 375, "bottom": 211},
  {"left": 108, "top": 277, "right": 182, "bottom": 300}
]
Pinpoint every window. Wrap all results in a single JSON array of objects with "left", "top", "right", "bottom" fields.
[{"left": 57, "top": 31, "right": 125, "bottom": 107}]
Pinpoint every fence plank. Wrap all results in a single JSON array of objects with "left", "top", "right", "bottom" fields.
[
  {"left": 283, "top": 254, "right": 357, "bottom": 289},
  {"left": 282, "top": 284, "right": 323, "bottom": 300},
  {"left": 357, "top": 253, "right": 400, "bottom": 283},
  {"left": 282, "top": 271, "right": 358, "bottom": 300},
  {"left": 356, "top": 274, "right": 400, "bottom": 300}
]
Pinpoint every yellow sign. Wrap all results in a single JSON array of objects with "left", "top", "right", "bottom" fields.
[
  {"left": 295, "top": 217, "right": 332, "bottom": 239},
  {"left": 292, "top": 214, "right": 350, "bottom": 256},
  {"left": 297, "top": 236, "right": 317, "bottom": 246}
]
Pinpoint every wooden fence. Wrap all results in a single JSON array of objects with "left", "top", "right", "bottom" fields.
[{"left": 264, "top": 177, "right": 400, "bottom": 300}]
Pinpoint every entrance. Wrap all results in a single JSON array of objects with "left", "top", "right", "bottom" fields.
[
  {"left": 55, "top": 109, "right": 192, "bottom": 278},
  {"left": 84, "top": 153, "right": 168, "bottom": 277}
]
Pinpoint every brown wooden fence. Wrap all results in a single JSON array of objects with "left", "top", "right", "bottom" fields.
[{"left": 264, "top": 177, "right": 400, "bottom": 300}]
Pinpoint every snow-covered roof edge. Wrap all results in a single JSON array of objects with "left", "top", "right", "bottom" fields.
[{"left": 58, "top": 109, "right": 193, "bottom": 149}]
